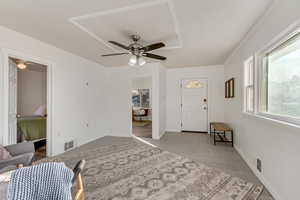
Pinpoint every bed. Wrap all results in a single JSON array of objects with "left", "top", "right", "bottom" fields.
[{"left": 17, "top": 117, "right": 46, "bottom": 143}]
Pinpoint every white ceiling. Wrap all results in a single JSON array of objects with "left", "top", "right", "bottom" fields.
[
  {"left": 0, "top": 0, "right": 273, "bottom": 68},
  {"left": 71, "top": 1, "right": 182, "bottom": 50}
]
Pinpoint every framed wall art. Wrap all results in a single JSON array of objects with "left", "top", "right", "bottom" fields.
[{"left": 225, "top": 78, "right": 235, "bottom": 98}]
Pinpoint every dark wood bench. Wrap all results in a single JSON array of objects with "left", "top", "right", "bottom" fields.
[{"left": 210, "top": 122, "right": 234, "bottom": 147}]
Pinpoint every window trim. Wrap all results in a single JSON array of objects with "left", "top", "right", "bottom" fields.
[
  {"left": 254, "top": 26, "right": 300, "bottom": 127},
  {"left": 243, "top": 56, "right": 255, "bottom": 114},
  {"left": 245, "top": 85, "right": 254, "bottom": 113}
]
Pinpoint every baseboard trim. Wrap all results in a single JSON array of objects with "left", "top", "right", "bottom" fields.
[
  {"left": 165, "top": 129, "right": 181, "bottom": 133},
  {"left": 49, "top": 135, "right": 107, "bottom": 156},
  {"left": 77, "top": 134, "right": 106, "bottom": 146},
  {"left": 234, "top": 145, "right": 282, "bottom": 200},
  {"left": 108, "top": 133, "right": 132, "bottom": 138}
]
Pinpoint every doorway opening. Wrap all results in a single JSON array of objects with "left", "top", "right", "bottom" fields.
[
  {"left": 9, "top": 57, "right": 48, "bottom": 161},
  {"left": 131, "top": 77, "right": 153, "bottom": 138},
  {"left": 181, "top": 79, "right": 208, "bottom": 133}
]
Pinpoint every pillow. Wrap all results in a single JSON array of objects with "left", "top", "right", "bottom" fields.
[
  {"left": 0, "top": 145, "right": 12, "bottom": 161},
  {"left": 134, "top": 109, "right": 146, "bottom": 115},
  {"left": 34, "top": 104, "right": 47, "bottom": 116}
]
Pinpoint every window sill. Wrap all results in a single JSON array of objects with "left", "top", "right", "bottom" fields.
[{"left": 242, "top": 112, "right": 300, "bottom": 131}]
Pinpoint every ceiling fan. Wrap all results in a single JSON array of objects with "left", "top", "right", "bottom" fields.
[
  {"left": 102, "top": 35, "right": 167, "bottom": 66},
  {"left": 10, "top": 58, "right": 38, "bottom": 70}
]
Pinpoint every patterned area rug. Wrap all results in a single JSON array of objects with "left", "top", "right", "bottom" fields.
[{"left": 37, "top": 140, "right": 263, "bottom": 200}]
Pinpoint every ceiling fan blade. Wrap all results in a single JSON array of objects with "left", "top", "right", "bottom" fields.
[
  {"left": 143, "top": 53, "right": 167, "bottom": 60},
  {"left": 108, "top": 41, "right": 130, "bottom": 50},
  {"left": 141, "top": 42, "right": 165, "bottom": 52},
  {"left": 102, "top": 53, "right": 129, "bottom": 57}
]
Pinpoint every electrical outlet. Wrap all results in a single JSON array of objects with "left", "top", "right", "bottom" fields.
[{"left": 257, "top": 158, "right": 262, "bottom": 172}]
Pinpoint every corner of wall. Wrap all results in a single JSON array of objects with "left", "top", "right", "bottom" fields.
[{"left": 234, "top": 145, "right": 282, "bottom": 200}]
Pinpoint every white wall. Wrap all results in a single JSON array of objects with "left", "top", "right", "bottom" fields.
[
  {"left": 105, "top": 63, "right": 166, "bottom": 139},
  {"left": 17, "top": 69, "right": 47, "bottom": 116},
  {"left": 105, "top": 67, "right": 132, "bottom": 138},
  {"left": 166, "top": 65, "right": 224, "bottom": 132},
  {"left": 132, "top": 77, "right": 152, "bottom": 90},
  {"left": 224, "top": 0, "right": 300, "bottom": 199},
  {"left": 0, "top": 25, "right": 108, "bottom": 155}
]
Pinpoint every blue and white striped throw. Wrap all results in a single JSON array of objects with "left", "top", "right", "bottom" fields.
[{"left": 7, "top": 162, "right": 74, "bottom": 200}]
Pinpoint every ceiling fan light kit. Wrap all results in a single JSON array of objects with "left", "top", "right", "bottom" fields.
[
  {"left": 128, "top": 55, "right": 137, "bottom": 66},
  {"left": 17, "top": 63, "right": 27, "bottom": 70},
  {"left": 138, "top": 57, "right": 146, "bottom": 66},
  {"left": 102, "top": 35, "right": 167, "bottom": 66},
  {"left": 128, "top": 55, "right": 146, "bottom": 66}
]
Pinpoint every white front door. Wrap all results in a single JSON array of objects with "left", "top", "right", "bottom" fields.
[
  {"left": 8, "top": 59, "right": 18, "bottom": 144},
  {"left": 181, "top": 79, "right": 208, "bottom": 132}
]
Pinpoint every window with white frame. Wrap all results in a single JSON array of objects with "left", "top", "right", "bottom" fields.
[
  {"left": 244, "top": 57, "right": 255, "bottom": 113},
  {"left": 258, "top": 31, "right": 300, "bottom": 124},
  {"left": 132, "top": 89, "right": 151, "bottom": 108}
]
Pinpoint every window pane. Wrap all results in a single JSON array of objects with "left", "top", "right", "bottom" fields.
[
  {"left": 132, "top": 90, "right": 140, "bottom": 107},
  {"left": 185, "top": 80, "right": 203, "bottom": 89},
  {"left": 267, "top": 35, "right": 300, "bottom": 118},
  {"left": 249, "top": 59, "right": 254, "bottom": 85},
  {"left": 259, "top": 58, "right": 269, "bottom": 112},
  {"left": 140, "top": 89, "right": 150, "bottom": 108}
]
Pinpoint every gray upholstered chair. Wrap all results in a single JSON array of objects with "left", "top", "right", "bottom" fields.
[{"left": 0, "top": 142, "right": 35, "bottom": 173}]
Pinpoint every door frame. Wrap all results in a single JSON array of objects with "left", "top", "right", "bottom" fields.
[
  {"left": 180, "top": 78, "right": 209, "bottom": 133},
  {"left": 0, "top": 48, "right": 53, "bottom": 156},
  {"left": 8, "top": 59, "right": 18, "bottom": 145},
  {"left": 130, "top": 75, "right": 154, "bottom": 139}
]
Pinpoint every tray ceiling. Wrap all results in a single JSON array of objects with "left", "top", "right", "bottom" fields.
[
  {"left": 0, "top": 0, "right": 273, "bottom": 68},
  {"left": 70, "top": 0, "right": 182, "bottom": 51}
]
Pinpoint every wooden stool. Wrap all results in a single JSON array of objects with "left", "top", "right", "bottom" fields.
[
  {"left": 74, "top": 173, "right": 85, "bottom": 200},
  {"left": 210, "top": 122, "right": 234, "bottom": 147},
  {"left": 73, "top": 160, "right": 86, "bottom": 200}
]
